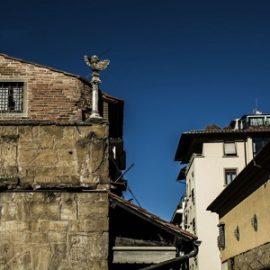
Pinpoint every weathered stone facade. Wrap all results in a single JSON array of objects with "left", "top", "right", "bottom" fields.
[
  {"left": 0, "top": 54, "right": 123, "bottom": 270},
  {"left": 0, "top": 191, "right": 108, "bottom": 270},
  {"left": 0, "top": 123, "right": 109, "bottom": 190}
]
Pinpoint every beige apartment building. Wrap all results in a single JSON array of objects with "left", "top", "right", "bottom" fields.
[
  {"left": 172, "top": 113, "right": 270, "bottom": 270},
  {"left": 208, "top": 141, "right": 270, "bottom": 270}
]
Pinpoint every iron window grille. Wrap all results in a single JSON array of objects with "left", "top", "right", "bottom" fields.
[{"left": 0, "top": 82, "right": 24, "bottom": 113}]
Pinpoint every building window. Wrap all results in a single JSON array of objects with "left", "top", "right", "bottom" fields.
[
  {"left": 249, "top": 117, "right": 264, "bottom": 126},
  {"left": 191, "top": 189, "right": 195, "bottom": 204},
  {"left": 224, "top": 169, "right": 237, "bottom": 185},
  {"left": 192, "top": 218, "right": 196, "bottom": 234},
  {"left": 253, "top": 137, "right": 270, "bottom": 156},
  {"left": 224, "top": 142, "right": 237, "bottom": 156},
  {"left": 266, "top": 117, "right": 270, "bottom": 126},
  {"left": 0, "top": 82, "right": 24, "bottom": 113},
  {"left": 184, "top": 213, "right": 188, "bottom": 229},
  {"left": 217, "top": 223, "right": 225, "bottom": 250}
]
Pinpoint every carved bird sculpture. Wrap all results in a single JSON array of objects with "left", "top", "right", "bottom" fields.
[{"left": 84, "top": 55, "right": 110, "bottom": 71}]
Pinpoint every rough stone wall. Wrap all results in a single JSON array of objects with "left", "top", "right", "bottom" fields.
[
  {"left": 0, "top": 191, "right": 109, "bottom": 270},
  {"left": 231, "top": 242, "right": 270, "bottom": 270},
  {"left": 0, "top": 54, "right": 123, "bottom": 270},
  {"left": 0, "top": 55, "right": 92, "bottom": 122},
  {"left": 0, "top": 124, "right": 109, "bottom": 190}
]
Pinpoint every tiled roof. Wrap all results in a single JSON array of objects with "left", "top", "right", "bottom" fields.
[
  {"left": 109, "top": 192, "right": 197, "bottom": 241},
  {"left": 183, "top": 127, "right": 270, "bottom": 134},
  {"left": 175, "top": 126, "right": 270, "bottom": 162}
]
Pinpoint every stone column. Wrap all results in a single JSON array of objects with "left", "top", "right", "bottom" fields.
[
  {"left": 84, "top": 55, "right": 110, "bottom": 119},
  {"left": 90, "top": 70, "right": 102, "bottom": 119}
]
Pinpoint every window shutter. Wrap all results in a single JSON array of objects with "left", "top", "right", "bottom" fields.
[{"left": 224, "top": 142, "right": 236, "bottom": 155}]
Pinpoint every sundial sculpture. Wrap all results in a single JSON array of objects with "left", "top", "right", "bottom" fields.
[{"left": 84, "top": 55, "right": 110, "bottom": 119}]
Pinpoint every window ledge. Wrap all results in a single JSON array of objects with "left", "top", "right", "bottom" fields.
[{"left": 0, "top": 113, "right": 27, "bottom": 116}]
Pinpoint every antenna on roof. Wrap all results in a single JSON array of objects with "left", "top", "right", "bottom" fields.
[{"left": 253, "top": 98, "right": 262, "bottom": 115}]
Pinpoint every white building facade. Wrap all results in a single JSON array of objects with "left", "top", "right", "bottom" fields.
[{"left": 172, "top": 114, "right": 270, "bottom": 270}]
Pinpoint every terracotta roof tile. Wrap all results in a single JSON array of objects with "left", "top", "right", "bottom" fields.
[{"left": 184, "top": 127, "right": 270, "bottom": 135}]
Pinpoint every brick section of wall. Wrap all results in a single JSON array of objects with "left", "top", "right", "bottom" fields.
[
  {"left": 0, "top": 192, "right": 109, "bottom": 270},
  {"left": 0, "top": 55, "right": 92, "bottom": 122},
  {"left": 0, "top": 124, "right": 109, "bottom": 190}
]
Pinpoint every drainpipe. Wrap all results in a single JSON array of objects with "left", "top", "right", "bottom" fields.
[
  {"left": 139, "top": 241, "right": 200, "bottom": 270},
  {"left": 244, "top": 136, "right": 247, "bottom": 166}
]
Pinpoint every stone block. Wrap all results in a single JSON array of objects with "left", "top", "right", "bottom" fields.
[
  {"left": 0, "top": 127, "right": 17, "bottom": 136},
  {"left": 37, "top": 126, "right": 64, "bottom": 139},
  {"left": 0, "top": 239, "right": 14, "bottom": 266},
  {"left": 48, "top": 232, "right": 67, "bottom": 242},
  {"left": 60, "top": 201, "right": 77, "bottom": 220},
  {"left": 29, "top": 200, "right": 61, "bottom": 220},
  {"left": 46, "top": 221, "right": 69, "bottom": 232},
  {"left": 82, "top": 217, "right": 108, "bottom": 232}
]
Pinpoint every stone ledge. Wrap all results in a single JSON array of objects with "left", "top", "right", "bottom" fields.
[
  {"left": 0, "top": 119, "right": 107, "bottom": 126},
  {"left": 0, "top": 186, "right": 110, "bottom": 193}
]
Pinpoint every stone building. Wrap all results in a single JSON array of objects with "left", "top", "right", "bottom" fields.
[
  {"left": 208, "top": 141, "right": 270, "bottom": 270},
  {"left": 0, "top": 52, "right": 126, "bottom": 270},
  {"left": 0, "top": 53, "right": 197, "bottom": 270}
]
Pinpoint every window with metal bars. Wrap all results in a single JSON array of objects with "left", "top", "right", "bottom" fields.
[{"left": 0, "top": 82, "right": 24, "bottom": 113}]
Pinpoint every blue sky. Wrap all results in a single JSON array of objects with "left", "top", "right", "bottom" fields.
[{"left": 2, "top": 0, "right": 270, "bottom": 220}]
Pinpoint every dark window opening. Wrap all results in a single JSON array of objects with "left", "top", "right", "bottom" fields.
[
  {"left": 108, "top": 102, "right": 123, "bottom": 138},
  {"left": 253, "top": 137, "right": 270, "bottom": 156},
  {"left": 0, "top": 82, "right": 24, "bottom": 113},
  {"left": 225, "top": 169, "right": 237, "bottom": 186},
  {"left": 191, "top": 189, "right": 195, "bottom": 204},
  {"left": 192, "top": 218, "right": 196, "bottom": 234}
]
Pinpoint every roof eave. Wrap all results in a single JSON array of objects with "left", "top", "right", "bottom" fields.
[{"left": 109, "top": 193, "right": 197, "bottom": 241}]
